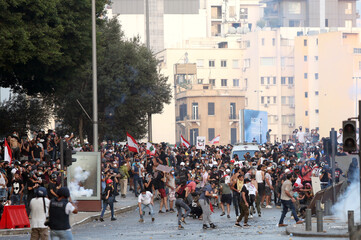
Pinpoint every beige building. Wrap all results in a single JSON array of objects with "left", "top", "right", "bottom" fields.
[
  {"left": 294, "top": 30, "right": 361, "bottom": 137},
  {"left": 242, "top": 29, "right": 296, "bottom": 142},
  {"left": 154, "top": 46, "right": 246, "bottom": 144}
]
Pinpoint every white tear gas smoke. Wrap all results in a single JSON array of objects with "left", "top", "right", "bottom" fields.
[
  {"left": 69, "top": 166, "right": 93, "bottom": 199},
  {"left": 332, "top": 160, "right": 359, "bottom": 223}
]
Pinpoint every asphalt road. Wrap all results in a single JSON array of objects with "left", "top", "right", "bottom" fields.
[{"left": 4, "top": 202, "right": 347, "bottom": 240}]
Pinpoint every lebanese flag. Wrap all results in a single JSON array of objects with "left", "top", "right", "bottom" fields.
[
  {"left": 4, "top": 139, "right": 12, "bottom": 164},
  {"left": 209, "top": 135, "right": 220, "bottom": 144},
  {"left": 181, "top": 135, "right": 190, "bottom": 148},
  {"left": 126, "top": 132, "right": 139, "bottom": 153},
  {"left": 146, "top": 142, "right": 156, "bottom": 155}
]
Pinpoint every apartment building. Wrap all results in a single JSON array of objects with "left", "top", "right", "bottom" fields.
[
  {"left": 294, "top": 30, "right": 361, "bottom": 137},
  {"left": 155, "top": 46, "right": 245, "bottom": 145},
  {"left": 242, "top": 29, "right": 296, "bottom": 142},
  {"left": 263, "top": 0, "right": 358, "bottom": 28}
]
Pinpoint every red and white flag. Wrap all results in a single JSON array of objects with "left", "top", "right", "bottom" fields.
[
  {"left": 209, "top": 135, "right": 220, "bottom": 145},
  {"left": 126, "top": 132, "right": 139, "bottom": 153},
  {"left": 4, "top": 139, "right": 12, "bottom": 164},
  {"left": 180, "top": 135, "right": 190, "bottom": 148},
  {"left": 146, "top": 142, "right": 156, "bottom": 156}
]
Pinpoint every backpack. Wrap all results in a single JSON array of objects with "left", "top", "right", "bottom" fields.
[{"left": 176, "top": 185, "right": 186, "bottom": 198}]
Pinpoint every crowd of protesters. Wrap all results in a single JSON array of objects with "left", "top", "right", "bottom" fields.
[{"left": 0, "top": 126, "right": 356, "bottom": 234}]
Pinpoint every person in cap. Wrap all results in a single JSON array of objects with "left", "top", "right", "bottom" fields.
[
  {"left": 100, "top": 179, "right": 116, "bottom": 222},
  {"left": 48, "top": 187, "right": 78, "bottom": 240},
  {"left": 29, "top": 187, "right": 50, "bottom": 240}
]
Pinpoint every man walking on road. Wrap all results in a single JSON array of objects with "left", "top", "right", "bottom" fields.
[
  {"left": 199, "top": 181, "right": 217, "bottom": 230},
  {"left": 278, "top": 174, "right": 304, "bottom": 227}
]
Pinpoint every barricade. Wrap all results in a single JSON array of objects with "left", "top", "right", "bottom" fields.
[{"left": 0, "top": 205, "right": 30, "bottom": 229}]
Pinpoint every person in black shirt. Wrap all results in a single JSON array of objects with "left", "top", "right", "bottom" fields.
[
  {"left": 48, "top": 174, "right": 60, "bottom": 200},
  {"left": 234, "top": 178, "right": 251, "bottom": 227},
  {"left": 10, "top": 171, "right": 24, "bottom": 205},
  {"left": 100, "top": 179, "right": 116, "bottom": 221},
  {"left": 175, "top": 181, "right": 191, "bottom": 230}
]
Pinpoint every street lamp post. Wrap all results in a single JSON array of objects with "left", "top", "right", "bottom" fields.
[
  {"left": 254, "top": 90, "right": 263, "bottom": 110},
  {"left": 92, "top": 0, "right": 98, "bottom": 152}
]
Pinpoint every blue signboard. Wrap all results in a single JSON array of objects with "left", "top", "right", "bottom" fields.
[{"left": 241, "top": 109, "right": 268, "bottom": 144}]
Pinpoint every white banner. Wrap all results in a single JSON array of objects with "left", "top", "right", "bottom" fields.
[{"left": 196, "top": 136, "right": 206, "bottom": 150}]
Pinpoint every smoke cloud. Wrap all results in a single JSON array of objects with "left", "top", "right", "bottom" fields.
[
  {"left": 69, "top": 166, "right": 93, "bottom": 199},
  {"left": 332, "top": 166, "right": 360, "bottom": 223}
]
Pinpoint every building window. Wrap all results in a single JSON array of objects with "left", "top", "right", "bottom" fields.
[
  {"left": 267, "top": 77, "right": 271, "bottom": 85},
  {"left": 233, "top": 79, "right": 239, "bottom": 87},
  {"left": 244, "top": 58, "right": 250, "bottom": 68},
  {"left": 272, "top": 38, "right": 275, "bottom": 46},
  {"left": 197, "top": 59, "right": 204, "bottom": 67},
  {"left": 345, "top": 2, "right": 352, "bottom": 14},
  {"left": 244, "top": 78, "right": 248, "bottom": 89},
  {"left": 315, "top": 56, "right": 318, "bottom": 61},
  {"left": 197, "top": 79, "right": 203, "bottom": 84},
  {"left": 304, "top": 39, "right": 307, "bottom": 46},
  {"left": 288, "top": 77, "right": 294, "bottom": 85},
  {"left": 315, "top": 91, "right": 319, "bottom": 96},
  {"left": 192, "top": 103, "right": 199, "bottom": 120},
  {"left": 289, "top": 96, "right": 295, "bottom": 104},
  {"left": 208, "top": 128, "right": 215, "bottom": 142},
  {"left": 354, "top": 48, "right": 361, "bottom": 54},
  {"left": 231, "top": 128, "right": 237, "bottom": 144},
  {"left": 273, "top": 77, "right": 276, "bottom": 85},
  {"left": 261, "top": 96, "right": 265, "bottom": 104},
  {"left": 305, "top": 111, "right": 308, "bottom": 116},
  {"left": 260, "top": 57, "right": 276, "bottom": 66},
  {"left": 209, "top": 60, "right": 215, "bottom": 67},
  {"left": 316, "top": 38, "right": 319, "bottom": 45},
  {"left": 221, "top": 79, "right": 227, "bottom": 86},
  {"left": 209, "top": 79, "right": 215, "bottom": 86},
  {"left": 345, "top": 20, "right": 352, "bottom": 28},
  {"left": 267, "top": 96, "right": 271, "bottom": 104},
  {"left": 281, "top": 77, "right": 286, "bottom": 85},
  {"left": 230, "top": 103, "right": 236, "bottom": 119},
  {"left": 261, "top": 77, "right": 264, "bottom": 85},
  {"left": 304, "top": 55, "right": 307, "bottom": 62},
  {"left": 305, "top": 92, "right": 308, "bottom": 98},
  {"left": 262, "top": 38, "right": 265, "bottom": 46},
  {"left": 273, "top": 96, "right": 277, "bottom": 104},
  {"left": 208, "top": 102, "right": 215, "bottom": 115},
  {"left": 221, "top": 60, "right": 227, "bottom": 67},
  {"left": 281, "top": 96, "right": 287, "bottom": 104},
  {"left": 315, "top": 73, "right": 319, "bottom": 80},
  {"left": 315, "top": 109, "right": 319, "bottom": 114},
  {"left": 232, "top": 60, "right": 239, "bottom": 69},
  {"left": 304, "top": 73, "right": 308, "bottom": 79},
  {"left": 211, "top": 6, "right": 222, "bottom": 19}
]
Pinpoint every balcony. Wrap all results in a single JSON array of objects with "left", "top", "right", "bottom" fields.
[{"left": 189, "top": 114, "right": 201, "bottom": 122}]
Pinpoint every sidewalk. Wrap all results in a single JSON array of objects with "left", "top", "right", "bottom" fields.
[
  {"left": 0, "top": 191, "right": 138, "bottom": 236},
  {"left": 286, "top": 216, "right": 349, "bottom": 238}
]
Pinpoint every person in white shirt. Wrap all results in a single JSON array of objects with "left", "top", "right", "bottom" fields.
[
  {"left": 296, "top": 126, "right": 305, "bottom": 143},
  {"left": 264, "top": 167, "right": 273, "bottom": 208},
  {"left": 138, "top": 189, "right": 154, "bottom": 222},
  {"left": 30, "top": 187, "right": 50, "bottom": 240}
]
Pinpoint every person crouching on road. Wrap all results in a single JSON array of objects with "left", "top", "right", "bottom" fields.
[
  {"left": 29, "top": 187, "right": 50, "bottom": 240},
  {"left": 48, "top": 187, "right": 78, "bottom": 240},
  {"left": 100, "top": 179, "right": 116, "bottom": 222},
  {"left": 199, "top": 181, "right": 217, "bottom": 230},
  {"left": 138, "top": 188, "right": 155, "bottom": 223},
  {"left": 175, "top": 181, "right": 191, "bottom": 230}
]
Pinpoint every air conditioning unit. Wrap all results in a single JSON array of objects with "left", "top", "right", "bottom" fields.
[
  {"left": 242, "top": 67, "right": 247, "bottom": 72},
  {"left": 265, "top": 85, "right": 270, "bottom": 89},
  {"left": 290, "top": 104, "right": 295, "bottom": 108},
  {"left": 289, "top": 123, "right": 295, "bottom": 128},
  {"left": 274, "top": 116, "right": 279, "bottom": 121},
  {"left": 288, "top": 84, "right": 294, "bottom": 89},
  {"left": 264, "top": 104, "right": 268, "bottom": 108}
]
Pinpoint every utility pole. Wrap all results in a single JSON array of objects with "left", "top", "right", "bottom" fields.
[
  {"left": 145, "top": 0, "right": 152, "bottom": 142},
  {"left": 92, "top": 0, "right": 98, "bottom": 152},
  {"left": 359, "top": 100, "right": 361, "bottom": 222},
  {"left": 60, "top": 139, "right": 64, "bottom": 186},
  {"left": 330, "top": 128, "right": 336, "bottom": 203}
]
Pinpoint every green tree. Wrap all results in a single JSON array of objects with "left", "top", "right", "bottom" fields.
[
  {"left": 0, "top": 94, "right": 51, "bottom": 137},
  {"left": 0, "top": 0, "right": 106, "bottom": 95},
  {"left": 54, "top": 19, "right": 171, "bottom": 143}
]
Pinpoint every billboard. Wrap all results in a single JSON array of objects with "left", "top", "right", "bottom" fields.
[{"left": 239, "top": 109, "right": 268, "bottom": 144}]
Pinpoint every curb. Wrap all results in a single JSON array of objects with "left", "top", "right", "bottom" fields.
[
  {"left": 286, "top": 226, "right": 349, "bottom": 238},
  {"left": 0, "top": 205, "right": 137, "bottom": 236}
]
